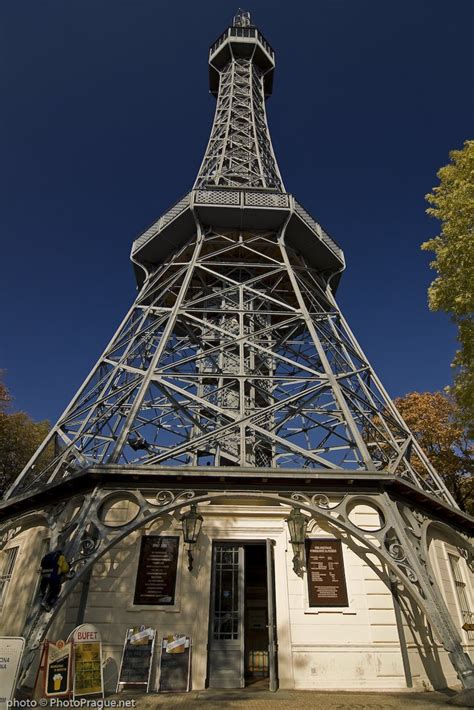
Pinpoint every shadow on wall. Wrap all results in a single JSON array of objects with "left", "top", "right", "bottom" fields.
[
  {"left": 397, "top": 592, "right": 447, "bottom": 690},
  {"left": 329, "top": 526, "right": 448, "bottom": 690}
]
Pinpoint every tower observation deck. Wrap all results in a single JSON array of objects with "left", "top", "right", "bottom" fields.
[{"left": 5, "top": 11, "right": 456, "bottom": 508}]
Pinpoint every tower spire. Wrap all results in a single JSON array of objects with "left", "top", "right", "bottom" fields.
[{"left": 194, "top": 12, "right": 284, "bottom": 190}]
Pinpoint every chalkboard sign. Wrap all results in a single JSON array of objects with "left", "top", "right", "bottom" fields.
[
  {"left": 158, "top": 635, "right": 191, "bottom": 692},
  {"left": 117, "top": 627, "right": 156, "bottom": 692},
  {"left": 134, "top": 536, "right": 179, "bottom": 606},
  {"left": 306, "top": 539, "right": 348, "bottom": 607}
]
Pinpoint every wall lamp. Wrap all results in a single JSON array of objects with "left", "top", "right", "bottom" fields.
[
  {"left": 285, "top": 507, "right": 308, "bottom": 577},
  {"left": 180, "top": 504, "right": 203, "bottom": 571}
]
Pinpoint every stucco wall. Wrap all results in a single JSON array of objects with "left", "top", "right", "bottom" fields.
[{"left": 0, "top": 501, "right": 471, "bottom": 692}]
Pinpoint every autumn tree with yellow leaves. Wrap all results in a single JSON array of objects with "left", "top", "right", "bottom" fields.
[
  {"left": 0, "top": 373, "right": 53, "bottom": 497},
  {"left": 395, "top": 391, "right": 473, "bottom": 514},
  {"left": 423, "top": 140, "right": 474, "bottom": 435}
]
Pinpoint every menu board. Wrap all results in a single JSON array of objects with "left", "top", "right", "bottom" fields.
[
  {"left": 306, "top": 539, "right": 348, "bottom": 607},
  {"left": 158, "top": 635, "right": 191, "bottom": 692},
  {"left": 73, "top": 642, "right": 102, "bottom": 696},
  {"left": 134, "top": 536, "right": 179, "bottom": 606},
  {"left": 117, "top": 627, "right": 155, "bottom": 691}
]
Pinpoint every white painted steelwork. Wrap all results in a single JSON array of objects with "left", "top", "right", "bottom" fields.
[{"left": 2, "top": 11, "right": 473, "bottom": 694}]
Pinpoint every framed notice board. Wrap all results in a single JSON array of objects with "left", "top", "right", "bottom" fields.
[
  {"left": 117, "top": 627, "right": 156, "bottom": 692},
  {"left": 158, "top": 635, "right": 191, "bottom": 692},
  {"left": 306, "top": 539, "right": 348, "bottom": 607},
  {"left": 73, "top": 641, "right": 103, "bottom": 697},
  {"left": 134, "top": 536, "right": 179, "bottom": 606}
]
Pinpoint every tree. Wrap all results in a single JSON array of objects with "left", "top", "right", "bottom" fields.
[
  {"left": 0, "top": 376, "right": 53, "bottom": 497},
  {"left": 422, "top": 140, "right": 474, "bottom": 435},
  {"left": 0, "top": 372, "right": 10, "bottom": 411},
  {"left": 395, "top": 391, "right": 473, "bottom": 514}
]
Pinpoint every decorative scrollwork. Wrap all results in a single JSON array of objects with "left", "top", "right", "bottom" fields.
[
  {"left": 0, "top": 526, "right": 21, "bottom": 547},
  {"left": 155, "top": 490, "right": 196, "bottom": 507},
  {"left": 155, "top": 490, "right": 175, "bottom": 506},
  {"left": 80, "top": 536, "right": 99, "bottom": 556},
  {"left": 386, "top": 540, "right": 419, "bottom": 583},
  {"left": 311, "top": 494, "right": 332, "bottom": 509},
  {"left": 388, "top": 542, "right": 406, "bottom": 562},
  {"left": 397, "top": 563, "right": 419, "bottom": 584}
]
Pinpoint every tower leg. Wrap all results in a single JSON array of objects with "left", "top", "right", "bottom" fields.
[{"left": 382, "top": 494, "right": 474, "bottom": 689}]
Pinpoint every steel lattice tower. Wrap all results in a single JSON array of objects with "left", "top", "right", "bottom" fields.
[
  {"left": 5, "top": 12, "right": 456, "bottom": 505},
  {"left": 2, "top": 10, "right": 473, "bottom": 693}
]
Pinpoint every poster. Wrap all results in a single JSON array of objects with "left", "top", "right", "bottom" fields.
[
  {"left": 117, "top": 626, "right": 155, "bottom": 691},
  {"left": 0, "top": 637, "right": 24, "bottom": 710},
  {"left": 134, "top": 536, "right": 179, "bottom": 606},
  {"left": 44, "top": 640, "right": 72, "bottom": 697},
  {"left": 74, "top": 642, "right": 102, "bottom": 696}
]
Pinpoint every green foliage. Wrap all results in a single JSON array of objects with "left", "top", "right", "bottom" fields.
[
  {"left": 0, "top": 376, "right": 53, "bottom": 497},
  {"left": 395, "top": 391, "right": 473, "bottom": 514},
  {"left": 422, "top": 140, "right": 474, "bottom": 434}
]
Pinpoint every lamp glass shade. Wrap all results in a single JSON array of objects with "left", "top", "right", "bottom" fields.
[
  {"left": 181, "top": 504, "right": 203, "bottom": 544},
  {"left": 286, "top": 507, "right": 307, "bottom": 544}
]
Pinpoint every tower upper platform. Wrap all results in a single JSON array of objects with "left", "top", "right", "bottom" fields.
[
  {"left": 131, "top": 11, "right": 345, "bottom": 289},
  {"left": 208, "top": 11, "right": 275, "bottom": 97},
  {"left": 195, "top": 10, "right": 283, "bottom": 191}
]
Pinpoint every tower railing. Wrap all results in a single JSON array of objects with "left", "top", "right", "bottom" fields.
[{"left": 210, "top": 26, "right": 274, "bottom": 59}]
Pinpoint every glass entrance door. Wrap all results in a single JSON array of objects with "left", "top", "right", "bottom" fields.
[
  {"left": 208, "top": 541, "right": 278, "bottom": 690},
  {"left": 208, "top": 544, "right": 245, "bottom": 688}
]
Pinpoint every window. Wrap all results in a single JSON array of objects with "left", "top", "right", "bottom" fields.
[
  {"left": 212, "top": 545, "right": 240, "bottom": 640},
  {"left": 0, "top": 547, "right": 19, "bottom": 608},
  {"left": 448, "top": 554, "right": 474, "bottom": 641}
]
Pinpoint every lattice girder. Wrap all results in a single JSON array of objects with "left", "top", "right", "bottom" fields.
[
  {"left": 195, "top": 41, "right": 283, "bottom": 190},
  {"left": 7, "top": 226, "right": 456, "bottom": 506}
]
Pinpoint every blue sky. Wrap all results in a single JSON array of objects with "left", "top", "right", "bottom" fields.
[{"left": 0, "top": 0, "right": 472, "bottom": 424}]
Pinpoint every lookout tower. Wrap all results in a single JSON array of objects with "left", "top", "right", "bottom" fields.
[{"left": 1, "top": 10, "right": 473, "bottom": 696}]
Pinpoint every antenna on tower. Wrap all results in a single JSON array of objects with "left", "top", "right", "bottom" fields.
[{"left": 233, "top": 8, "right": 251, "bottom": 27}]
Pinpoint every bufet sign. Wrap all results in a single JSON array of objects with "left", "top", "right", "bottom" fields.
[
  {"left": 0, "top": 637, "right": 25, "bottom": 710},
  {"left": 67, "top": 624, "right": 103, "bottom": 698},
  {"left": 68, "top": 624, "right": 101, "bottom": 644}
]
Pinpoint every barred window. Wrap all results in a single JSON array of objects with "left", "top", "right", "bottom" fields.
[
  {"left": 0, "top": 546, "right": 19, "bottom": 608},
  {"left": 448, "top": 554, "right": 474, "bottom": 641}
]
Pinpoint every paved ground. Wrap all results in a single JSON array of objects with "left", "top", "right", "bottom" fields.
[{"left": 117, "top": 688, "right": 474, "bottom": 709}]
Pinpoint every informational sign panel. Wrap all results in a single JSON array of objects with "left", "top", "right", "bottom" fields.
[
  {"left": 0, "top": 637, "right": 24, "bottom": 710},
  {"left": 74, "top": 643, "right": 102, "bottom": 697},
  {"left": 68, "top": 624, "right": 103, "bottom": 698},
  {"left": 117, "top": 626, "right": 156, "bottom": 692},
  {"left": 44, "top": 640, "right": 72, "bottom": 697},
  {"left": 306, "top": 539, "right": 348, "bottom": 607},
  {"left": 134, "top": 536, "right": 179, "bottom": 606},
  {"left": 158, "top": 635, "right": 191, "bottom": 692}
]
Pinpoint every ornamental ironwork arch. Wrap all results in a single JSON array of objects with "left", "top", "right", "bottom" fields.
[{"left": 3, "top": 487, "right": 473, "bottom": 689}]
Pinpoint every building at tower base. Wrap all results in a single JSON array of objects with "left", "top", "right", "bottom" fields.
[{"left": 0, "top": 10, "right": 473, "bottom": 696}]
